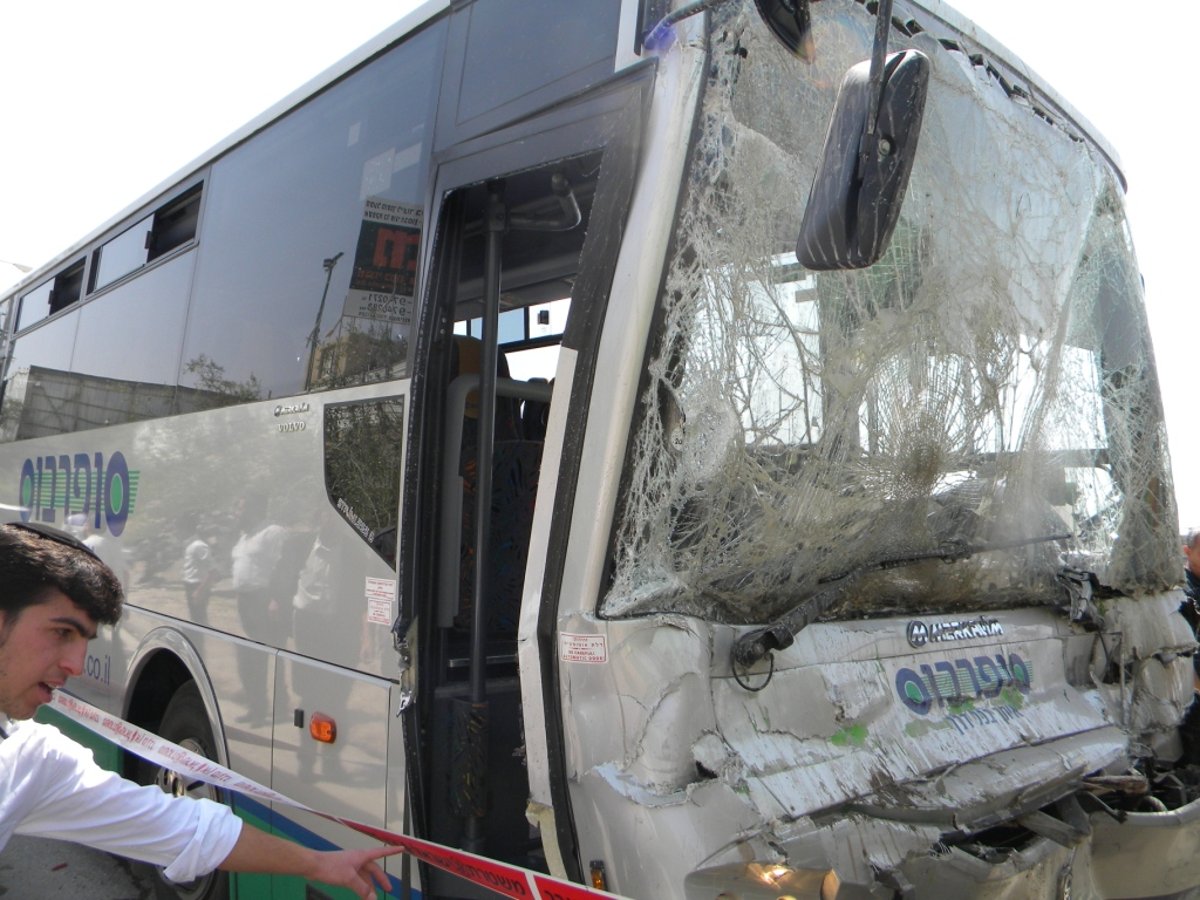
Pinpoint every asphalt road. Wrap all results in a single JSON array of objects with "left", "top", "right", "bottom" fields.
[{"left": 0, "top": 835, "right": 158, "bottom": 899}]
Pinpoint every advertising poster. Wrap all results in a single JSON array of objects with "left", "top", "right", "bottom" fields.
[{"left": 344, "top": 198, "right": 422, "bottom": 325}]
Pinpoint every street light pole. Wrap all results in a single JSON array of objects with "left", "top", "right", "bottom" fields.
[
  {"left": 0, "top": 259, "right": 31, "bottom": 272},
  {"left": 304, "top": 252, "right": 343, "bottom": 391}
]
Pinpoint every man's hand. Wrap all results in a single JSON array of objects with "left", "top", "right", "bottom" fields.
[
  {"left": 307, "top": 846, "right": 405, "bottom": 899},
  {"left": 220, "top": 821, "right": 404, "bottom": 898}
]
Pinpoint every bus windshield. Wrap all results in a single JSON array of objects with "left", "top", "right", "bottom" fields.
[{"left": 604, "top": 0, "right": 1178, "bottom": 625}]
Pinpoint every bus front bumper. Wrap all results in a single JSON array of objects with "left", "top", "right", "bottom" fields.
[{"left": 684, "top": 792, "right": 1200, "bottom": 899}]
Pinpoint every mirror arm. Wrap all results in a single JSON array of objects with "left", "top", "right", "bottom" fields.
[
  {"left": 864, "top": 0, "right": 892, "bottom": 162},
  {"left": 645, "top": 0, "right": 731, "bottom": 51},
  {"left": 865, "top": 0, "right": 894, "bottom": 138},
  {"left": 858, "top": 0, "right": 895, "bottom": 173}
]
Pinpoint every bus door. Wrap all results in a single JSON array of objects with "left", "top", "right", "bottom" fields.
[
  {"left": 405, "top": 82, "right": 644, "bottom": 894},
  {"left": 418, "top": 158, "right": 588, "bottom": 894}
]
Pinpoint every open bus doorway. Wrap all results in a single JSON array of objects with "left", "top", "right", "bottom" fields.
[{"left": 414, "top": 151, "right": 600, "bottom": 896}]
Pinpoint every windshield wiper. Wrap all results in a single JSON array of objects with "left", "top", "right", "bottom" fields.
[{"left": 730, "top": 532, "right": 1071, "bottom": 670}]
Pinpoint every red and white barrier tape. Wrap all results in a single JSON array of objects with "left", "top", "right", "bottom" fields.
[{"left": 50, "top": 691, "right": 622, "bottom": 900}]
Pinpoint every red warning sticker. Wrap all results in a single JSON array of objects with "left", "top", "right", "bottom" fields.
[{"left": 559, "top": 633, "right": 608, "bottom": 664}]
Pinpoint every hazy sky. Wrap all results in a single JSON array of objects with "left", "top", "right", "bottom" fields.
[{"left": 2, "top": 1, "right": 1194, "bottom": 529}]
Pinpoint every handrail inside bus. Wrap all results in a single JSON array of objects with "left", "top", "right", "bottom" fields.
[{"left": 437, "top": 373, "right": 554, "bottom": 631}]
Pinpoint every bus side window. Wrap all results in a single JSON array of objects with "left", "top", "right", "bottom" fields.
[
  {"left": 15, "top": 259, "right": 85, "bottom": 332},
  {"left": 177, "top": 22, "right": 443, "bottom": 405},
  {"left": 323, "top": 396, "right": 405, "bottom": 568}
]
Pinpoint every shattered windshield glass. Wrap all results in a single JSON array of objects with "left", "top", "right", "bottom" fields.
[{"left": 604, "top": 0, "right": 1177, "bottom": 624}]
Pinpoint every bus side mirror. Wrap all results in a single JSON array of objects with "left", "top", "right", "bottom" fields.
[{"left": 796, "top": 49, "right": 929, "bottom": 270}]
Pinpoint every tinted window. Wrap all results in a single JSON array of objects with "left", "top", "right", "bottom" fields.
[
  {"left": 91, "top": 184, "right": 203, "bottom": 293},
  {"left": 456, "top": 0, "right": 618, "bottom": 124},
  {"left": 180, "top": 22, "right": 444, "bottom": 405},
  {"left": 324, "top": 395, "right": 405, "bottom": 566},
  {"left": 92, "top": 215, "right": 153, "bottom": 291},
  {"left": 438, "top": 0, "right": 620, "bottom": 146},
  {"left": 17, "top": 260, "right": 85, "bottom": 332},
  {"left": 0, "top": 310, "right": 80, "bottom": 441},
  {"left": 16, "top": 280, "right": 53, "bottom": 332},
  {"left": 72, "top": 256, "right": 193, "bottom": 393},
  {"left": 149, "top": 184, "right": 202, "bottom": 261},
  {"left": 0, "top": 255, "right": 196, "bottom": 442},
  {"left": 51, "top": 262, "right": 84, "bottom": 315}
]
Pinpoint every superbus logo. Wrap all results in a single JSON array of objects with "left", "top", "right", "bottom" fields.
[
  {"left": 894, "top": 652, "right": 1032, "bottom": 716},
  {"left": 18, "top": 451, "right": 138, "bottom": 537}
]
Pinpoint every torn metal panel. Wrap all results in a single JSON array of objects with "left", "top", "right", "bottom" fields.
[
  {"left": 564, "top": 608, "right": 1127, "bottom": 890},
  {"left": 1089, "top": 799, "right": 1200, "bottom": 898},
  {"left": 897, "top": 838, "right": 1081, "bottom": 899},
  {"left": 571, "top": 764, "right": 767, "bottom": 898},
  {"left": 706, "top": 617, "right": 1116, "bottom": 824},
  {"left": 557, "top": 613, "right": 716, "bottom": 789},
  {"left": 1086, "top": 592, "right": 1196, "bottom": 745}
]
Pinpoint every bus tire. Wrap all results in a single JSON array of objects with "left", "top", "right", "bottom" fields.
[{"left": 134, "top": 681, "right": 232, "bottom": 900}]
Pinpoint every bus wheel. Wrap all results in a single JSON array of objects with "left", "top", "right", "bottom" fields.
[{"left": 135, "top": 681, "right": 232, "bottom": 900}]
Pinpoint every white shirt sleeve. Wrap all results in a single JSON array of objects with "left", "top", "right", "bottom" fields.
[{"left": 0, "top": 720, "right": 243, "bottom": 882}]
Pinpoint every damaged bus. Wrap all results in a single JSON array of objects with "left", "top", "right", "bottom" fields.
[{"left": 1, "top": 0, "right": 1196, "bottom": 896}]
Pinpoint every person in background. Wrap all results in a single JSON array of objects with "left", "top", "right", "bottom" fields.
[
  {"left": 0, "top": 522, "right": 399, "bottom": 899},
  {"left": 230, "top": 493, "right": 288, "bottom": 720},
  {"left": 182, "top": 518, "right": 219, "bottom": 626},
  {"left": 1181, "top": 530, "right": 1200, "bottom": 686},
  {"left": 1177, "top": 530, "right": 1200, "bottom": 763},
  {"left": 1184, "top": 530, "right": 1200, "bottom": 612},
  {"left": 66, "top": 511, "right": 130, "bottom": 592}
]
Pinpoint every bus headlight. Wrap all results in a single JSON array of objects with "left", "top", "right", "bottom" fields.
[{"left": 684, "top": 862, "right": 845, "bottom": 900}]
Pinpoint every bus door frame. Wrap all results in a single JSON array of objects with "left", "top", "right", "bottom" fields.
[{"left": 399, "top": 67, "right": 652, "bottom": 884}]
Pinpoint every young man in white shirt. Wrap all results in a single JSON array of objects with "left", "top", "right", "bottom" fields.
[{"left": 0, "top": 521, "right": 399, "bottom": 898}]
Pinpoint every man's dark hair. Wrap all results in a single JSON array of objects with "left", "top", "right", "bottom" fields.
[{"left": 0, "top": 523, "right": 123, "bottom": 625}]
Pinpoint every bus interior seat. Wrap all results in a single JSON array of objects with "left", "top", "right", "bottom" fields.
[
  {"left": 456, "top": 440, "right": 541, "bottom": 637},
  {"left": 521, "top": 377, "right": 551, "bottom": 441},
  {"left": 443, "top": 333, "right": 543, "bottom": 648},
  {"left": 450, "top": 334, "right": 519, "bottom": 441}
]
